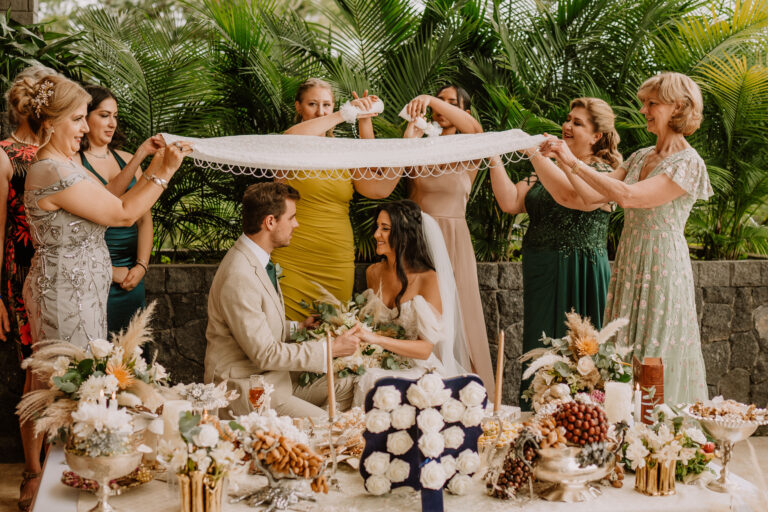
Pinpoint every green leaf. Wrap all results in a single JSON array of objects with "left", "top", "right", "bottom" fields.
[
  {"left": 553, "top": 361, "right": 572, "bottom": 377},
  {"left": 77, "top": 359, "right": 94, "bottom": 375},
  {"left": 229, "top": 421, "right": 245, "bottom": 431},
  {"left": 178, "top": 411, "right": 201, "bottom": 442}
]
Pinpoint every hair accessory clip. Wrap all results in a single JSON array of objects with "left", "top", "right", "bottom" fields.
[{"left": 31, "top": 79, "right": 55, "bottom": 117}]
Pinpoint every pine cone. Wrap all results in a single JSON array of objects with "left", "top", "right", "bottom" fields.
[{"left": 486, "top": 446, "right": 536, "bottom": 499}]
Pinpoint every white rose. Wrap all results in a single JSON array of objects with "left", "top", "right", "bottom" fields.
[
  {"left": 458, "top": 381, "right": 486, "bottom": 407},
  {"left": 406, "top": 384, "right": 431, "bottom": 409},
  {"left": 685, "top": 427, "right": 707, "bottom": 445},
  {"left": 442, "top": 426, "right": 465, "bottom": 450},
  {"left": 365, "top": 475, "right": 391, "bottom": 495},
  {"left": 460, "top": 406, "right": 484, "bottom": 428},
  {"left": 373, "top": 386, "right": 402, "bottom": 411},
  {"left": 189, "top": 449, "right": 212, "bottom": 473},
  {"left": 364, "top": 451, "right": 390, "bottom": 476},
  {"left": 390, "top": 404, "right": 416, "bottom": 430},
  {"left": 456, "top": 449, "right": 481, "bottom": 475},
  {"left": 441, "top": 455, "right": 456, "bottom": 478},
  {"left": 53, "top": 356, "right": 70, "bottom": 377},
  {"left": 576, "top": 356, "right": 596, "bottom": 376},
  {"left": 417, "top": 408, "right": 444, "bottom": 433},
  {"left": 447, "top": 474, "right": 473, "bottom": 495},
  {"left": 418, "top": 432, "right": 445, "bottom": 458},
  {"left": 440, "top": 398, "right": 466, "bottom": 423},
  {"left": 418, "top": 373, "right": 446, "bottom": 395},
  {"left": 387, "top": 458, "right": 410, "bottom": 483},
  {"left": 365, "top": 409, "right": 391, "bottom": 434},
  {"left": 89, "top": 339, "right": 112, "bottom": 359},
  {"left": 387, "top": 431, "right": 414, "bottom": 456},
  {"left": 419, "top": 460, "right": 447, "bottom": 490},
  {"left": 194, "top": 424, "right": 220, "bottom": 448}
]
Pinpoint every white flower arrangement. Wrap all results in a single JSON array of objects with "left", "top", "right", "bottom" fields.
[
  {"left": 68, "top": 399, "right": 136, "bottom": 457},
  {"left": 173, "top": 381, "right": 238, "bottom": 411},
  {"left": 157, "top": 411, "right": 244, "bottom": 480},
  {"left": 623, "top": 422, "right": 707, "bottom": 471}
]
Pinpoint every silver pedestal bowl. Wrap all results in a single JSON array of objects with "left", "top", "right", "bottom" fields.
[
  {"left": 683, "top": 405, "right": 768, "bottom": 493},
  {"left": 533, "top": 446, "right": 614, "bottom": 502},
  {"left": 65, "top": 450, "right": 143, "bottom": 512}
]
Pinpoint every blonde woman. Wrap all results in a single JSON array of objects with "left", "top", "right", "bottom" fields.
[
  {"left": 541, "top": 73, "right": 712, "bottom": 405},
  {"left": 274, "top": 79, "right": 398, "bottom": 320},
  {"left": 490, "top": 97, "right": 621, "bottom": 406}
]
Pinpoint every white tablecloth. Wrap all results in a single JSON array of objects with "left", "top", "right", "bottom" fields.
[{"left": 33, "top": 446, "right": 766, "bottom": 512}]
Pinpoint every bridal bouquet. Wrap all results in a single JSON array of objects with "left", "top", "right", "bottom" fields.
[
  {"left": 521, "top": 312, "right": 631, "bottom": 411},
  {"left": 17, "top": 303, "right": 168, "bottom": 437},
  {"left": 291, "top": 290, "right": 411, "bottom": 386},
  {"left": 68, "top": 399, "right": 140, "bottom": 457}
]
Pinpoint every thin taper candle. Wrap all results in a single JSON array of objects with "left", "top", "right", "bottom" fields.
[
  {"left": 327, "top": 333, "right": 336, "bottom": 420},
  {"left": 494, "top": 330, "right": 504, "bottom": 413}
]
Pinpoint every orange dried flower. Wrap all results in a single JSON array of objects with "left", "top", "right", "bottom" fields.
[
  {"left": 106, "top": 361, "right": 135, "bottom": 390},
  {"left": 573, "top": 336, "right": 599, "bottom": 357}
]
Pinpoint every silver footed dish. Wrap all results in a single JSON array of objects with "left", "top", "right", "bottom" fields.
[{"left": 533, "top": 446, "right": 614, "bottom": 502}]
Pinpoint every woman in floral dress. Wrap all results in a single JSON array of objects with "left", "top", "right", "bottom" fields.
[
  {"left": 540, "top": 72, "right": 711, "bottom": 405},
  {"left": 0, "top": 65, "right": 54, "bottom": 511}
]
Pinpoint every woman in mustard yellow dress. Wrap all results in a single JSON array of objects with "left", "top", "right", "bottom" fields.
[{"left": 274, "top": 79, "right": 399, "bottom": 320}]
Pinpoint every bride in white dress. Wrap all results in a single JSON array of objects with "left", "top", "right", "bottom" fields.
[{"left": 352, "top": 200, "right": 472, "bottom": 404}]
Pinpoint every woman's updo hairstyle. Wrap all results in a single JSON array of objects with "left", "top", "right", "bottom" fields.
[
  {"left": 374, "top": 200, "right": 435, "bottom": 316},
  {"left": 5, "top": 65, "right": 58, "bottom": 128},
  {"left": 569, "top": 97, "right": 623, "bottom": 169},
  {"left": 16, "top": 75, "right": 91, "bottom": 148},
  {"left": 436, "top": 84, "right": 472, "bottom": 112},
  {"left": 81, "top": 84, "right": 126, "bottom": 152}
]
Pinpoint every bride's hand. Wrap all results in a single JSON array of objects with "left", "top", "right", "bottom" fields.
[
  {"left": 349, "top": 93, "right": 378, "bottom": 118},
  {"left": 332, "top": 324, "right": 362, "bottom": 357}
]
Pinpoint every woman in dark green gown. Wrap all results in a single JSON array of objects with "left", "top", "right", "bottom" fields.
[
  {"left": 79, "top": 86, "right": 161, "bottom": 333},
  {"left": 489, "top": 98, "right": 622, "bottom": 407}
]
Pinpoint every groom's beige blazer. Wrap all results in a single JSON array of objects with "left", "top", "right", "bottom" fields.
[{"left": 204, "top": 237, "right": 325, "bottom": 418}]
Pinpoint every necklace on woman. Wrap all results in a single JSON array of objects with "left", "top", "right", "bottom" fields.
[
  {"left": 85, "top": 149, "right": 110, "bottom": 159},
  {"left": 10, "top": 132, "right": 37, "bottom": 146}
]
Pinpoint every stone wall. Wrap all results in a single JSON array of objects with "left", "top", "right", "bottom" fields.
[
  {"left": 1, "top": 260, "right": 767, "bottom": 461},
  {"left": 0, "top": 0, "right": 38, "bottom": 25}
]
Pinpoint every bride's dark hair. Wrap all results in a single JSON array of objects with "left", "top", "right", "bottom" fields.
[{"left": 374, "top": 200, "right": 435, "bottom": 315}]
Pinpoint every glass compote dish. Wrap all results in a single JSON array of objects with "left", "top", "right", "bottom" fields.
[
  {"left": 683, "top": 398, "right": 768, "bottom": 493},
  {"left": 65, "top": 450, "right": 143, "bottom": 512}
]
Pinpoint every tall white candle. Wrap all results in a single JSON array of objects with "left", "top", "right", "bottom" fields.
[
  {"left": 327, "top": 333, "right": 336, "bottom": 420},
  {"left": 604, "top": 382, "right": 632, "bottom": 424},
  {"left": 633, "top": 384, "right": 642, "bottom": 423},
  {"left": 162, "top": 399, "right": 192, "bottom": 443}
]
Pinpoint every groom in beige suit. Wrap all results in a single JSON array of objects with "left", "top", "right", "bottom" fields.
[{"left": 204, "top": 182, "right": 361, "bottom": 418}]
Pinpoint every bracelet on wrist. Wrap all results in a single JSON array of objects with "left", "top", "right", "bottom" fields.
[
  {"left": 135, "top": 261, "right": 149, "bottom": 273},
  {"left": 569, "top": 160, "right": 581, "bottom": 174},
  {"left": 143, "top": 173, "right": 169, "bottom": 190}
]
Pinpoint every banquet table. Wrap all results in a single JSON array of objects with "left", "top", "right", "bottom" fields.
[{"left": 32, "top": 445, "right": 766, "bottom": 512}]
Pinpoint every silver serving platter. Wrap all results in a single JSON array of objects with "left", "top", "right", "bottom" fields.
[{"left": 533, "top": 446, "right": 614, "bottom": 502}]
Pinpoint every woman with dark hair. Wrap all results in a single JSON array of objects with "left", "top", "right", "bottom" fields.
[
  {"left": 399, "top": 85, "right": 495, "bottom": 398},
  {"left": 79, "top": 85, "right": 161, "bottom": 333},
  {"left": 352, "top": 200, "right": 469, "bottom": 402}
]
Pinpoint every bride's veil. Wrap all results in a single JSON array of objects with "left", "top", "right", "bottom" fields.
[{"left": 421, "top": 212, "right": 471, "bottom": 376}]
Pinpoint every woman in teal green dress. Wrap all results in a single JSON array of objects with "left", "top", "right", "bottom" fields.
[
  {"left": 490, "top": 98, "right": 622, "bottom": 404},
  {"left": 80, "top": 85, "right": 161, "bottom": 333}
]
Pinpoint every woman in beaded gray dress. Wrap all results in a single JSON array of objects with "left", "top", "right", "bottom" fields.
[
  {"left": 19, "top": 75, "right": 191, "bottom": 348},
  {"left": 541, "top": 72, "right": 711, "bottom": 405}
]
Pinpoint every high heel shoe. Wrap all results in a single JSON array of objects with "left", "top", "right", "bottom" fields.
[{"left": 18, "top": 470, "right": 41, "bottom": 512}]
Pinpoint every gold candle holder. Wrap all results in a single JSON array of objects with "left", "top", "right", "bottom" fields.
[
  {"left": 634, "top": 460, "right": 676, "bottom": 496},
  {"left": 178, "top": 471, "right": 225, "bottom": 512}
]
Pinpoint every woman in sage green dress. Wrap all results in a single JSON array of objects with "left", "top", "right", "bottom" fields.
[
  {"left": 489, "top": 98, "right": 622, "bottom": 405},
  {"left": 542, "top": 73, "right": 711, "bottom": 405},
  {"left": 79, "top": 85, "right": 157, "bottom": 333}
]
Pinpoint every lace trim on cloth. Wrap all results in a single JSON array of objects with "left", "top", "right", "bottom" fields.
[{"left": 162, "top": 130, "right": 547, "bottom": 179}]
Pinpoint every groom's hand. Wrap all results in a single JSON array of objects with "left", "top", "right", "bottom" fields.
[{"left": 332, "top": 324, "right": 362, "bottom": 357}]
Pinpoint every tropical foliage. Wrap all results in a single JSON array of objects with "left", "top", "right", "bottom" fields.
[{"left": 1, "top": 0, "right": 767, "bottom": 261}]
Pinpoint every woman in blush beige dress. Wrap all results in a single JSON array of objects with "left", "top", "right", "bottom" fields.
[{"left": 400, "top": 85, "right": 495, "bottom": 398}]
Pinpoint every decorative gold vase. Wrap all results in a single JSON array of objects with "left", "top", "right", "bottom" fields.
[
  {"left": 65, "top": 450, "right": 143, "bottom": 512},
  {"left": 634, "top": 460, "right": 676, "bottom": 496},
  {"left": 178, "top": 471, "right": 225, "bottom": 512}
]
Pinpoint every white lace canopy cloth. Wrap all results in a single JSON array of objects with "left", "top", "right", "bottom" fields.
[{"left": 162, "top": 130, "right": 546, "bottom": 179}]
